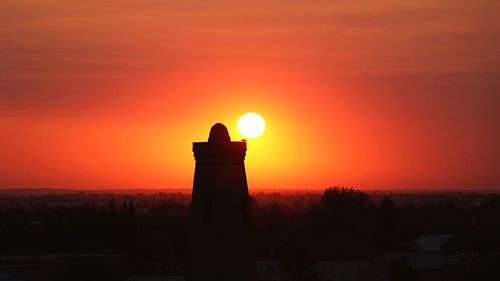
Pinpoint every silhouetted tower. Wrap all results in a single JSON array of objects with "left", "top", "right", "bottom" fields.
[{"left": 188, "top": 123, "right": 255, "bottom": 281}]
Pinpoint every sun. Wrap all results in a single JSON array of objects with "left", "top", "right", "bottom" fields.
[{"left": 237, "top": 112, "right": 266, "bottom": 138}]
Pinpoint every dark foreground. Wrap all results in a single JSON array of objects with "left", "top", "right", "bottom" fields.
[{"left": 0, "top": 187, "right": 499, "bottom": 280}]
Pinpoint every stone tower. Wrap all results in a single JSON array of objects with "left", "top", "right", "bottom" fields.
[{"left": 187, "top": 123, "right": 255, "bottom": 281}]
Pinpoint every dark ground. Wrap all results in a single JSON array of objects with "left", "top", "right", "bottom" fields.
[{"left": 0, "top": 187, "right": 499, "bottom": 280}]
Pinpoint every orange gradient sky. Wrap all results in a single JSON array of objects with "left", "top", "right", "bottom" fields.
[{"left": 1, "top": 0, "right": 499, "bottom": 190}]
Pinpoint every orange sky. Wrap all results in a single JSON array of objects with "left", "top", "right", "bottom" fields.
[{"left": 1, "top": 0, "right": 499, "bottom": 190}]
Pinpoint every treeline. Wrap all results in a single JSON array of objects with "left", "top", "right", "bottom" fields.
[{"left": 0, "top": 187, "right": 499, "bottom": 277}]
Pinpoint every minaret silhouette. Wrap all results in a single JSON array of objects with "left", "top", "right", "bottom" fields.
[{"left": 187, "top": 123, "right": 255, "bottom": 281}]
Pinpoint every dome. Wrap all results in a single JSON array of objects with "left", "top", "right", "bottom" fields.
[{"left": 208, "top": 123, "right": 231, "bottom": 143}]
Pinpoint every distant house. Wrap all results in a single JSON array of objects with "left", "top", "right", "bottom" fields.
[
  {"left": 411, "top": 235, "right": 455, "bottom": 253},
  {"left": 370, "top": 252, "right": 477, "bottom": 281},
  {"left": 256, "top": 251, "right": 477, "bottom": 281}
]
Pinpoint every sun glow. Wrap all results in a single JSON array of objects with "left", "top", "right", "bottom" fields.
[{"left": 237, "top": 112, "right": 266, "bottom": 138}]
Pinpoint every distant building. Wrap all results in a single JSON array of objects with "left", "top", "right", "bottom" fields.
[
  {"left": 411, "top": 235, "right": 455, "bottom": 253},
  {"left": 256, "top": 251, "right": 477, "bottom": 281},
  {"left": 371, "top": 252, "right": 477, "bottom": 281}
]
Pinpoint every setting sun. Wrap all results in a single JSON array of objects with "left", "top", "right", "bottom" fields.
[{"left": 237, "top": 113, "right": 266, "bottom": 138}]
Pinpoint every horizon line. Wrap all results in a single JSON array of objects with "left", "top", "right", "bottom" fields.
[{"left": 1, "top": 187, "right": 499, "bottom": 195}]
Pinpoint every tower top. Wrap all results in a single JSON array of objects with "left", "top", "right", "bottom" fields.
[
  {"left": 193, "top": 123, "right": 246, "bottom": 163},
  {"left": 208, "top": 123, "right": 231, "bottom": 143}
]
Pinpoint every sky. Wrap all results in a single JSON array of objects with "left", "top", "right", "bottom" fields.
[{"left": 1, "top": 0, "right": 499, "bottom": 190}]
